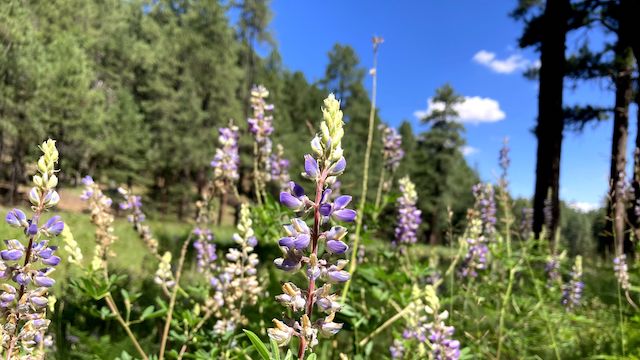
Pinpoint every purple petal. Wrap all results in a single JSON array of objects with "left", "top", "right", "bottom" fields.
[
  {"left": 329, "top": 157, "right": 346, "bottom": 174},
  {"left": 34, "top": 276, "right": 55, "bottom": 287},
  {"left": 0, "top": 249, "right": 23, "bottom": 261},
  {"left": 326, "top": 240, "right": 348, "bottom": 254},
  {"left": 278, "top": 237, "right": 295, "bottom": 248},
  {"left": 334, "top": 195, "right": 352, "bottom": 209},
  {"left": 6, "top": 209, "right": 27, "bottom": 227},
  {"left": 319, "top": 203, "right": 333, "bottom": 217},
  {"left": 328, "top": 269, "right": 351, "bottom": 283},
  {"left": 30, "top": 296, "right": 48, "bottom": 308},
  {"left": 293, "top": 234, "right": 311, "bottom": 249},
  {"left": 81, "top": 176, "right": 94, "bottom": 186},
  {"left": 44, "top": 216, "right": 64, "bottom": 235},
  {"left": 290, "top": 182, "right": 305, "bottom": 198},
  {"left": 14, "top": 273, "right": 30, "bottom": 286},
  {"left": 304, "top": 155, "right": 320, "bottom": 178},
  {"left": 280, "top": 192, "right": 302, "bottom": 210},
  {"left": 42, "top": 256, "right": 61, "bottom": 266},
  {"left": 333, "top": 209, "right": 356, "bottom": 222},
  {"left": 27, "top": 223, "right": 38, "bottom": 236}
]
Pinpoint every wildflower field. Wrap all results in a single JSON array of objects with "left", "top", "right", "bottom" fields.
[{"left": 2, "top": 1, "right": 640, "bottom": 359}]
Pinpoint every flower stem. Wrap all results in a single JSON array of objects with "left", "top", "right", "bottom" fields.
[
  {"left": 105, "top": 294, "right": 149, "bottom": 360},
  {"left": 373, "top": 166, "right": 386, "bottom": 212},
  {"left": 158, "top": 234, "right": 192, "bottom": 360},
  {"left": 298, "top": 172, "right": 326, "bottom": 360},
  {"left": 343, "top": 42, "right": 380, "bottom": 303}
]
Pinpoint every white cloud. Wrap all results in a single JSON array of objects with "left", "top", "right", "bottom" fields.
[
  {"left": 413, "top": 96, "right": 506, "bottom": 124},
  {"left": 461, "top": 145, "right": 478, "bottom": 156},
  {"left": 568, "top": 201, "right": 600, "bottom": 213},
  {"left": 472, "top": 50, "right": 533, "bottom": 74}
]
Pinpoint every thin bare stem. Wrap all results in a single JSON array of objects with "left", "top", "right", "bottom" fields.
[
  {"left": 158, "top": 234, "right": 192, "bottom": 360},
  {"left": 343, "top": 40, "right": 381, "bottom": 302},
  {"left": 105, "top": 294, "right": 149, "bottom": 360},
  {"left": 373, "top": 166, "right": 386, "bottom": 211}
]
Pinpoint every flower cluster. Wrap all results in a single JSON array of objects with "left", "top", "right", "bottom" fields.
[
  {"left": 545, "top": 255, "right": 561, "bottom": 286},
  {"left": 613, "top": 254, "right": 630, "bottom": 291},
  {"left": 472, "top": 183, "right": 496, "bottom": 241},
  {"left": 562, "top": 256, "right": 584, "bottom": 311},
  {"left": 80, "top": 176, "right": 116, "bottom": 271},
  {"left": 394, "top": 177, "right": 422, "bottom": 246},
  {"left": 381, "top": 125, "right": 404, "bottom": 172},
  {"left": 118, "top": 188, "right": 159, "bottom": 256},
  {"left": 519, "top": 207, "right": 533, "bottom": 240},
  {"left": 459, "top": 218, "right": 487, "bottom": 278},
  {"left": 269, "top": 94, "right": 355, "bottom": 357},
  {"left": 215, "top": 203, "right": 261, "bottom": 332},
  {"left": 1, "top": 139, "right": 63, "bottom": 356},
  {"left": 270, "top": 143, "right": 291, "bottom": 190},
  {"left": 392, "top": 286, "right": 460, "bottom": 360},
  {"left": 459, "top": 184, "right": 496, "bottom": 278},
  {"left": 498, "top": 138, "right": 510, "bottom": 189},
  {"left": 248, "top": 85, "right": 275, "bottom": 192},
  {"left": 211, "top": 121, "right": 240, "bottom": 193}
]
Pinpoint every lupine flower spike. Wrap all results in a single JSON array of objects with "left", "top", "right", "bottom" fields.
[
  {"left": 459, "top": 184, "right": 496, "bottom": 278},
  {"left": 118, "top": 188, "right": 160, "bottom": 257},
  {"left": 269, "top": 94, "right": 355, "bottom": 359},
  {"left": 211, "top": 120, "right": 240, "bottom": 194},
  {"left": 80, "top": 176, "right": 117, "bottom": 271},
  {"left": 248, "top": 85, "right": 274, "bottom": 201},
  {"left": 270, "top": 144, "right": 291, "bottom": 190},
  {"left": 391, "top": 286, "right": 460, "bottom": 360},
  {"left": 1, "top": 139, "right": 63, "bottom": 356},
  {"left": 562, "top": 256, "right": 584, "bottom": 311},
  {"left": 394, "top": 177, "right": 422, "bottom": 246}
]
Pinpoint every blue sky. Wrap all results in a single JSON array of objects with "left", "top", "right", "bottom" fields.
[{"left": 266, "top": 0, "right": 638, "bottom": 210}]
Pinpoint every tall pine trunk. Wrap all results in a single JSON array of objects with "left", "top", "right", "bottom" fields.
[
  {"left": 532, "top": 0, "right": 570, "bottom": 242},
  {"left": 621, "top": 0, "right": 640, "bottom": 246},
  {"left": 607, "top": 51, "right": 632, "bottom": 256}
]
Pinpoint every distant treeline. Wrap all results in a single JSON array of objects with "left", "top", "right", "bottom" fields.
[{"left": 0, "top": 0, "right": 484, "bottom": 244}]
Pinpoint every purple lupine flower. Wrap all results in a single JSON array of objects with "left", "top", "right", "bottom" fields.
[
  {"left": 248, "top": 85, "right": 275, "bottom": 193},
  {"left": 498, "top": 137, "right": 510, "bottom": 189},
  {"left": 0, "top": 139, "right": 63, "bottom": 354},
  {"left": 472, "top": 183, "right": 496, "bottom": 240},
  {"left": 614, "top": 254, "right": 631, "bottom": 291},
  {"left": 211, "top": 122, "right": 240, "bottom": 193},
  {"left": 546, "top": 256, "right": 561, "bottom": 286},
  {"left": 562, "top": 256, "right": 584, "bottom": 311},
  {"left": 270, "top": 144, "right": 291, "bottom": 190},
  {"left": 380, "top": 125, "right": 404, "bottom": 172},
  {"left": 269, "top": 94, "right": 354, "bottom": 355},
  {"left": 389, "top": 339, "right": 405, "bottom": 359},
  {"left": 118, "top": 187, "right": 158, "bottom": 254},
  {"left": 319, "top": 193, "right": 356, "bottom": 223},
  {"left": 519, "top": 207, "right": 533, "bottom": 240},
  {"left": 394, "top": 177, "right": 422, "bottom": 245},
  {"left": 459, "top": 232, "right": 488, "bottom": 278},
  {"left": 5, "top": 209, "right": 28, "bottom": 228},
  {"left": 42, "top": 216, "right": 64, "bottom": 236},
  {"left": 280, "top": 181, "right": 309, "bottom": 211}
]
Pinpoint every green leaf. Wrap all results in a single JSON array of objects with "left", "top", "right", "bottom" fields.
[
  {"left": 306, "top": 354, "right": 317, "bottom": 360},
  {"left": 283, "top": 350, "right": 293, "bottom": 360},
  {"left": 140, "top": 306, "right": 155, "bottom": 320},
  {"left": 243, "top": 329, "right": 271, "bottom": 360},
  {"left": 270, "top": 339, "right": 281, "bottom": 360}
]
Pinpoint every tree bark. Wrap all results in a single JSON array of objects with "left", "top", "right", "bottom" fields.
[
  {"left": 532, "top": 0, "right": 570, "bottom": 242},
  {"left": 607, "top": 56, "right": 632, "bottom": 256}
]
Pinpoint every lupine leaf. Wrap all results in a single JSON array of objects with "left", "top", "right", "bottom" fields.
[
  {"left": 243, "top": 329, "right": 271, "bottom": 360},
  {"left": 270, "top": 339, "right": 281, "bottom": 360}
]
